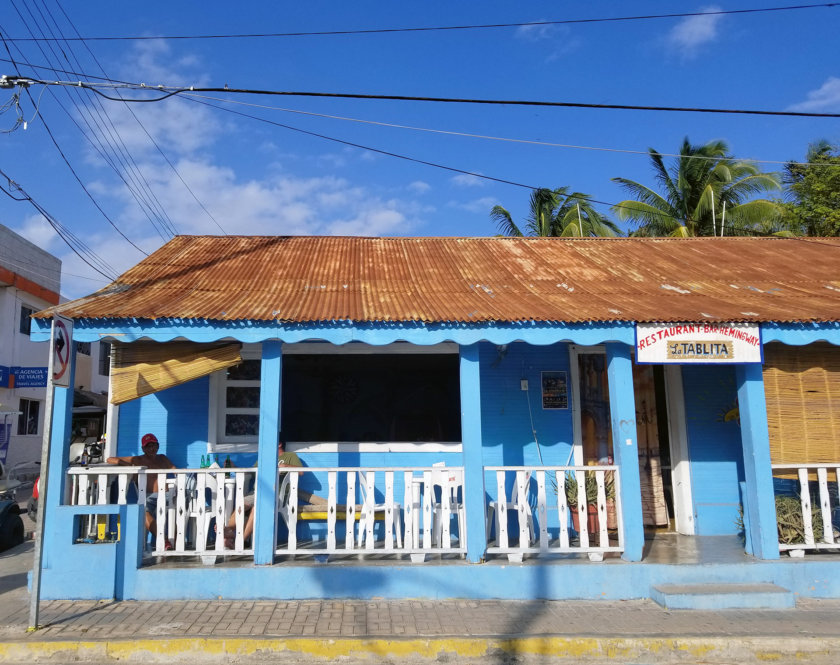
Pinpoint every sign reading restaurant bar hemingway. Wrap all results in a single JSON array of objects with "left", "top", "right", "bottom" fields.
[{"left": 635, "top": 322, "right": 762, "bottom": 364}]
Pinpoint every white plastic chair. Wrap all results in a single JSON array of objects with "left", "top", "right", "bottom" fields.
[
  {"left": 487, "top": 470, "right": 535, "bottom": 547},
  {"left": 431, "top": 464, "right": 466, "bottom": 549}
]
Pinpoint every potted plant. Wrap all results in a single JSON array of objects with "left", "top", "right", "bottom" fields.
[{"left": 565, "top": 470, "right": 617, "bottom": 533}]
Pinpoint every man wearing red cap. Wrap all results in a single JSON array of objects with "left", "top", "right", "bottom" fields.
[{"left": 107, "top": 433, "right": 175, "bottom": 545}]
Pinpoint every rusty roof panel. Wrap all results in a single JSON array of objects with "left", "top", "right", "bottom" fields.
[{"left": 38, "top": 236, "right": 840, "bottom": 324}]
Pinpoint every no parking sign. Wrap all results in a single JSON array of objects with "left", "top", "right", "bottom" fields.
[{"left": 51, "top": 315, "right": 73, "bottom": 387}]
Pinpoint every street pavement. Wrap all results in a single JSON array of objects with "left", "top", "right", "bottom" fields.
[{"left": 1, "top": 540, "right": 839, "bottom": 663}]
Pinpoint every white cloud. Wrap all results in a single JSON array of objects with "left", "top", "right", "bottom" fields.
[
  {"left": 408, "top": 181, "right": 431, "bottom": 194},
  {"left": 450, "top": 173, "right": 485, "bottom": 188},
  {"left": 667, "top": 6, "right": 722, "bottom": 57},
  {"left": 12, "top": 214, "right": 59, "bottom": 252},
  {"left": 448, "top": 197, "right": 498, "bottom": 214},
  {"left": 47, "top": 39, "right": 429, "bottom": 297},
  {"left": 788, "top": 77, "right": 840, "bottom": 112},
  {"left": 515, "top": 21, "right": 558, "bottom": 42}
]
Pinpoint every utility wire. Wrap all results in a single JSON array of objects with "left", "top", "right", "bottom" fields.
[
  {"left": 55, "top": 2, "right": 226, "bottom": 235},
  {"left": 2, "top": 4, "right": 836, "bottom": 41},
  {"left": 21, "top": 0, "right": 179, "bottom": 240},
  {"left": 32, "top": 79, "right": 840, "bottom": 119},
  {"left": 0, "top": 167, "right": 118, "bottom": 279},
  {"left": 181, "top": 94, "right": 753, "bottom": 231},
  {"left": 186, "top": 92, "right": 840, "bottom": 170},
  {"left": 0, "top": 27, "right": 150, "bottom": 256}
]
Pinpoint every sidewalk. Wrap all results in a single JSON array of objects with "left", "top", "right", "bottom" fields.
[{"left": 2, "top": 542, "right": 839, "bottom": 663}]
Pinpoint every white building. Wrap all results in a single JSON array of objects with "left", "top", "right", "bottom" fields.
[{"left": 0, "top": 224, "right": 110, "bottom": 469}]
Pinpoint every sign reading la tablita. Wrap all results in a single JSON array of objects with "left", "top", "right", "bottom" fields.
[{"left": 635, "top": 322, "right": 762, "bottom": 364}]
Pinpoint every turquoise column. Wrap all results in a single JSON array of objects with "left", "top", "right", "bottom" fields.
[
  {"left": 605, "top": 343, "right": 644, "bottom": 562},
  {"left": 254, "top": 341, "right": 282, "bottom": 565},
  {"left": 735, "top": 363, "right": 780, "bottom": 559},
  {"left": 459, "top": 343, "right": 487, "bottom": 563}
]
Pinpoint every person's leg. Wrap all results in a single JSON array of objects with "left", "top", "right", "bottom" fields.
[{"left": 242, "top": 507, "right": 256, "bottom": 542}]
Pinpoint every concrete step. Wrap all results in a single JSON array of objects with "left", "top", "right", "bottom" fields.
[{"left": 651, "top": 583, "right": 795, "bottom": 610}]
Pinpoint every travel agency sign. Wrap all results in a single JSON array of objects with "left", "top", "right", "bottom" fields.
[{"left": 636, "top": 322, "right": 762, "bottom": 364}]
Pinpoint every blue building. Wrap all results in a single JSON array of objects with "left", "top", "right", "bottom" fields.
[{"left": 32, "top": 236, "right": 840, "bottom": 601}]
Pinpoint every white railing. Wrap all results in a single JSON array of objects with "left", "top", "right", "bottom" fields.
[
  {"left": 66, "top": 466, "right": 257, "bottom": 558},
  {"left": 276, "top": 466, "right": 466, "bottom": 561},
  {"left": 485, "top": 466, "right": 624, "bottom": 562},
  {"left": 772, "top": 463, "right": 840, "bottom": 556}
]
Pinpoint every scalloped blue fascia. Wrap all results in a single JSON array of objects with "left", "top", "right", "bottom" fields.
[
  {"left": 32, "top": 317, "right": 635, "bottom": 347},
  {"left": 761, "top": 322, "right": 840, "bottom": 346}
]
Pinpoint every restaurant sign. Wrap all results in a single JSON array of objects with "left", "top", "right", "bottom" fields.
[{"left": 635, "top": 322, "right": 762, "bottom": 364}]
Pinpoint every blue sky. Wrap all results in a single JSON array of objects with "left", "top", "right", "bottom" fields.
[{"left": 1, "top": 2, "right": 838, "bottom": 299}]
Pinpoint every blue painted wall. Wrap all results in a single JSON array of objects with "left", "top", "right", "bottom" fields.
[
  {"left": 682, "top": 366, "right": 744, "bottom": 535},
  {"left": 117, "top": 377, "right": 210, "bottom": 467},
  {"left": 478, "top": 341, "right": 575, "bottom": 469}
]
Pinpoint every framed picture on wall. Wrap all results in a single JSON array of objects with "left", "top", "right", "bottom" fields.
[{"left": 541, "top": 371, "right": 568, "bottom": 410}]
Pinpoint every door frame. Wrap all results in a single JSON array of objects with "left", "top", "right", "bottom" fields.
[
  {"left": 663, "top": 365, "right": 695, "bottom": 535},
  {"left": 569, "top": 345, "right": 696, "bottom": 534}
]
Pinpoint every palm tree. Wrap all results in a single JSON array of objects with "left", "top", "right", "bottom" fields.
[
  {"left": 611, "top": 138, "right": 781, "bottom": 237},
  {"left": 491, "top": 187, "right": 620, "bottom": 237}
]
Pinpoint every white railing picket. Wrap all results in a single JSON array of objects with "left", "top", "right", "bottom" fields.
[
  {"left": 384, "top": 471, "right": 395, "bottom": 551},
  {"left": 345, "top": 472, "right": 356, "bottom": 551},
  {"left": 537, "top": 471, "right": 548, "bottom": 552},
  {"left": 495, "top": 471, "right": 508, "bottom": 550},
  {"left": 485, "top": 465, "right": 624, "bottom": 561},
  {"left": 772, "top": 462, "right": 840, "bottom": 554},
  {"left": 817, "top": 467, "right": 833, "bottom": 544},
  {"left": 175, "top": 474, "right": 187, "bottom": 552},
  {"left": 327, "top": 471, "right": 337, "bottom": 552}
]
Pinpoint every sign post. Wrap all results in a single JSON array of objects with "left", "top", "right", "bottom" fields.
[{"left": 28, "top": 315, "right": 73, "bottom": 631}]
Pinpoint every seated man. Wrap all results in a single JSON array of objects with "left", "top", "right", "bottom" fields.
[
  {"left": 106, "top": 433, "right": 176, "bottom": 548},
  {"left": 224, "top": 437, "right": 301, "bottom": 548}
]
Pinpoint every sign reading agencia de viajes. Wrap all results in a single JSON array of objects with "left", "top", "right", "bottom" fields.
[{"left": 635, "top": 322, "right": 762, "bottom": 364}]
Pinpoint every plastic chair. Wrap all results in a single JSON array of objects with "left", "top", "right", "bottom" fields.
[
  {"left": 487, "top": 470, "right": 535, "bottom": 546},
  {"left": 431, "top": 464, "right": 466, "bottom": 549}
]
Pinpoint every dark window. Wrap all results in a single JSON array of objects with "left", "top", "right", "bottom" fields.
[
  {"left": 99, "top": 342, "right": 111, "bottom": 375},
  {"left": 282, "top": 354, "right": 461, "bottom": 442},
  {"left": 76, "top": 341, "right": 91, "bottom": 355},
  {"left": 19, "top": 305, "right": 34, "bottom": 335},
  {"left": 17, "top": 398, "right": 40, "bottom": 435}
]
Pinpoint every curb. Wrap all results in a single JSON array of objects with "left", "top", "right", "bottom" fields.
[{"left": 1, "top": 635, "right": 838, "bottom": 664}]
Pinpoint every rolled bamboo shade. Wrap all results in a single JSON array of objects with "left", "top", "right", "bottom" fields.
[
  {"left": 110, "top": 341, "right": 242, "bottom": 405},
  {"left": 763, "top": 342, "right": 840, "bottom": 478}
]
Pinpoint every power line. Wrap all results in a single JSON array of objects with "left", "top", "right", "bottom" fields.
[
  {"left": 20, "top": 0, "right": 179, "bottom": 240},
  {"left": 186, "top": 92, "right": 840, "bottom": 170},
  {"left": 0, "top": 167, "right": 118, "bottom": 279},
  {"left": 30, "top": 79, "right": 840, "bottom": 119},
  {"left": 53, "top": 2, "right": 226, "bottom": 235},
  {"left": 186, "top": 94, "right": 788, "bottom": 235},
  {"left": 0, "top": 27, "right": 150, "bottom": 255},
  {"left": 185, "top": 95, "right": 535, "bottom": 189},
  {"left": 1, "top": 4, "right": 836, "bottom": 41}
]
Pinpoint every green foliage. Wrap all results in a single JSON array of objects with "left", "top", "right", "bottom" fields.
[
  {"left": 611, "top": 138, "right": 782, "bottom": 237},
  {"left": 565, "top": 470, "right": 615, "bottom": 506},
  {"left": 781, "top": 141, "right": 840, "bottom": 237},
  {"left": 775, "top": 494, "right": 824, "bottom": 545},
  {"left": 491, "top": 186, "right": 621, "bottom": 237}
]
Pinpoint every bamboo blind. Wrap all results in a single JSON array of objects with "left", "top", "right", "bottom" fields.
[
  {"left": 110, "top": 341, "right": 242, "bottom": 405},
  {"left": 763, "top": 342, "right": 840, "bottom": 477}
]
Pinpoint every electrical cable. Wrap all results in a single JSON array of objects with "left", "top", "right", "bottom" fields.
[
  {"left": 185, "top": 92, "right": 840, "bottom": 170},
  {"left": 0, "top": 28, "right": 150, "bottom": 255},
  {"left": 22, "top": 0, "right": 179, "bottom": 239},
  {"left": 2, "top": 4, "right": 835, "bottom": 41},
  {"left": 0, "top": 168, "right": 117, "bottom": 279},
  {"left": 40, "top": 79, "right": 840, "bottom": 119},
  {"left": 54, "top": 2, "right": 226, "bottom": 235}
]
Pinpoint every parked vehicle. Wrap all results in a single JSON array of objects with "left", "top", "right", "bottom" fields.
[{"left": 0, "top": 460, "right": 25, "bottom": 551}]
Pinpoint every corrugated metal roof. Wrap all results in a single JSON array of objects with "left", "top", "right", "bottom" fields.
[{"left": 38, "top": 236, "right": 840, "bottom": 324}]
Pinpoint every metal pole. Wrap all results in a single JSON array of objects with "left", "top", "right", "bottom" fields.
[{"left": 28, "top": 320, "right": 55, "bottom": 631}]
